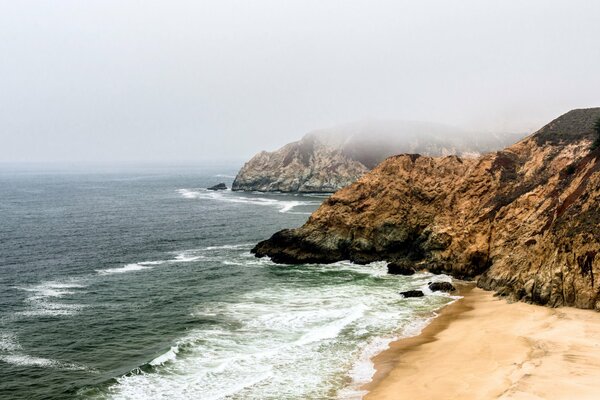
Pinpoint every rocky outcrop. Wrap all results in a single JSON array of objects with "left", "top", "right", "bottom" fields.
[
  {"left": 253, "top": 108, "right": 600, "bottom": 310},
  {"left": 207, "top": 183, "right": 227, "bottom": 191},
  {"left": 233, "top": 121, "right": 522, "bottom": 193},
  {"left": 400, "top": 290, "right": 425, "bottom": 298},
  {"left": 232, "top": 135, "right": 368, "bottom": 192},
  {"left": 387, "top": 260, "right": 416, "bottom": 275},
  {"left": 429, "top": 282, "right": 456, "bottom": 292}
]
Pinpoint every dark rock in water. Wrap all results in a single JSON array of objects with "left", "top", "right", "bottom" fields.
[
  {"left": 400, "top": 290, "right": 425, "bottom": 298},
  {"left": 428, "top": 281, "right": 456, "bottom": 292},
  {"left": 387, "top": 260, "right": 416, "bottom": 275},
  {"left": 207, "top": 183, "right": 227, "bottom": 191}
]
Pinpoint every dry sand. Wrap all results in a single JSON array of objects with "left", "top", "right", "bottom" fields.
[{"left": 364, "top": 286, "right": 600, "bottom": 400}]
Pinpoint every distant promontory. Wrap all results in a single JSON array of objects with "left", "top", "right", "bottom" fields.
[{"left": 232, "top": 120, "right": 523, "bottom": 193}]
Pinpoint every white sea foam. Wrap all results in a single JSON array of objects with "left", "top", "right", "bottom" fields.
[
  {"left": 138, "top": 261, "right": 166, "bottom": 266},
  {"left": 177, "top": 188, "right": 320, "bottom": 213},
  {"left": 93, "top": 242, "right": 253, "bottom": 278},
  {"left": 97, "top": 255, "right": 458, "bottom": 400},
  {"left": 0, "top": 354, "right": 60, "bottom": 368},
  {"left": 295, "top": 305, "right": 365, "bottom": 346},
  {"left": 0, "top": 354, "right": 89, "bottom": 371},
  {"left": 177, "top": 188, "right": 199, "bottom": 199},
  {"left": 338, "top": 336, "right": 397, "bottom": 400},
  {"left": 0, "top": 332, "right": 87, "bottom": 370},
  {"left": 96, "top": 263, "right": 152, "bottom": 275},
  {"left": 16, "top": 280, "right": 87, "bottom": 317},
  {"left": 203, "top": 243, "right": 253, "bottom": 251},
  {"left": 0, "top": 332, "right": 22, "bottom": 352},
  {"left": 172, "top": 254, "right": 203, "bottom": 262},
  {"left": 19, "top": 282, "right": 85, "bottom": 297},
  {"left": 150, "top": 346, "right": 179, "bottom": 366}
]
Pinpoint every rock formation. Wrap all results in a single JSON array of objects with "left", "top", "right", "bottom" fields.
[
  {"left": 253, "top": 108, "right": 600, "bottom": 310},
  {"left": 232, "top": 135, "right": 368, "bottom": 193},
  {"left": 400, "top": 290, "right": 425, "bottom": 298},
  {"left": 387, "top": 260, "right": 416, "bottom": 275},
  {"left": 207, "top": 183, "right": 228, "bottom": 191},
  {"left": 233, "top": 120, "right": 522, "bottom": 193},
  {"left": 428, "top": 282, "right": 456, "bottom": 292}
]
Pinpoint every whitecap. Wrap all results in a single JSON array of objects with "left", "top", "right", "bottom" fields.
[
  {"left": 295, "top": 305, "right": 365, "bottom": 346},
  {"left": 96, "top": 263, "right": 151, "bottom": 275},
  {"left": 16, "top": 280, "right": 87, "bottom": 318},
  {"left": 177, "top": 188, "right": 200, "bottom": 199},
  {"left": 172, "top": 254, "right": 203, "bottom": 262},
  {"left": 203, "top": 243, "right": 253, "bottom": 251},
  {"left": 98, "top": 257, "right": 458, "bottom": 400},
  {"left": 150, "top": 346, "right": 179, "bottom": 366},
  {"left": 176, "top": 188, "right": 320, "bottom": 213},
  {"left": 0, "top": 332, "right": 22, "bottom": 352},
  {"left": 214, "top": 174, "right": 236, "bottom": 179},
  {"left": 18, "top": 281, "right": 85, "bottom": 298},
  {"left": 338, "top": 336, "right": 397, "bottom": 400},
  {"left": 0, "top": 332, "right": 88, "bottom": 371},
  {"left": 0, "top": 354, "right": 89, "bottom": 371}
]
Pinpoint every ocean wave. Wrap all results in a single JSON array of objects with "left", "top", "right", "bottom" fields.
[
  {"left": 177, "top": 188, "right": 320, "bottom": 213},
  {"left": 172, "top": 254, "right": 203, "bottom": 262},
  {"left": 0, "top": 332, "right": 22, "bottom": 352},
  {"left": 0, "top": 331, "right": 88, "bottom": 371},
  {"left": 79, "top": 247, "right": 459, "bottom": 399},
  {"left": 337, "top": 336, "right": 397, "bottom": 400},
  {"left": 203, "top": 243, "right": 254, "bottom": 251},
  {"left": 295, "top": 305, "right": 366, "bottom": 346},
  {"left": 94, "top": 243, "right": 253, "bottom": 277},
  {"left": 100, "top": 277, "right": 456, "bottom": 400},
  {"left": 16, "top": 280, "right": 87, "bottom": 317},
  {"left": 0, "top": 354, "right": 86, "bottom": 370},
  {"left": 96, "top": 263, "right": 153, "bottom": 275},
  {"left": 18, "top": 282, "right": 85, "bottom": 298},
  {"left": 149, "top": 346, "right": 179, "bottom": 366}
]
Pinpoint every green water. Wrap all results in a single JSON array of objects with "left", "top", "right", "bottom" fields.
[{"left": 0, "top": 164, "right": 456, "bottom": 399}]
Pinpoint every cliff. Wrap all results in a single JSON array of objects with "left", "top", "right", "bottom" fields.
[
  {"left": 253, "top": 108, "right": 600, "bottom": 310},
  {"left": 232, "top": 120, "right": 521, "bottom": 193}
]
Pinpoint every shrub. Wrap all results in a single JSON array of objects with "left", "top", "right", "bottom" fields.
[{"left": 565, "top": 164, "right": 577, "bottom": 175}]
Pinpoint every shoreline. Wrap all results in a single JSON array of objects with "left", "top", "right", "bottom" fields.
[{"left": 363, "top": 285, "right": 600, "bottom": 400}]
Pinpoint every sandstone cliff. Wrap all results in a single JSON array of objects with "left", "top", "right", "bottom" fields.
[
  {"left": 233, "top": 121, "right": 521, "bottom": 193},
  {"left": 253, "top": 108, "right": 600, "bottom": 310}
]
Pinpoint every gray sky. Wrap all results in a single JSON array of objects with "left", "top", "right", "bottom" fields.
[{"left": 1, "top": 0, "right": 599, "bottom": 163}]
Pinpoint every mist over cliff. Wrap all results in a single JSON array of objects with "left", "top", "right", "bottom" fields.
[
  {"left": 253, "top": 108, "right": 600, "bottom": 310},
  {"left": 233, "top": 120, "right": 523, "bottom": 192}
]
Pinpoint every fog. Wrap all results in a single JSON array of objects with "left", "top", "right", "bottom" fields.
[{"left": 1, "top": 0, "right": 599, "bottom": 163}]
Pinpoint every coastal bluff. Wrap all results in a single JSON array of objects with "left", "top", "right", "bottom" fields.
[
  {"left": 253, "top": 108, "right": 600, "bottom": 310},
  {"left": 232, "top": 121, "right": 521, "bottom": 193}
]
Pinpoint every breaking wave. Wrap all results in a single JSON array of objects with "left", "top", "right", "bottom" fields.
[
  {"left": 0, "top": 331, "right": 88, "bottom": 371},
  {"left": 177, "top": 188, "right": 320, "bottom": 214},
  {"left": 95, "top": 256, "right": 458, "bottom": 400}
]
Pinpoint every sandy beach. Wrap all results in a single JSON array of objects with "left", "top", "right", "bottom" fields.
[{"left": 365, "top": 286, "right": 600, "bottom": 400}]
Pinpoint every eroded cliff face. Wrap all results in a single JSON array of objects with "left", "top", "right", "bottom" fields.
[
  {"left": 253, "top": 108, "right": 600, "bottom": 310},
  {"left": 232, "top": 136, "right": 368, "bottom": 193},
  {"left": 232, "top": 120, "right": 521, "bottom": 193}
]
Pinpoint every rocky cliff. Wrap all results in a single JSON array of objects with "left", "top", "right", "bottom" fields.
[
  {"left": 233, "top": 121, "right": 521, "bottom": 193},
  {"left": 253, "top": 108, "right": 600, "bottom": 310}
]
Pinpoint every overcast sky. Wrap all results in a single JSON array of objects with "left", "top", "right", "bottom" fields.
[{"left": 1, "top": 0, "right": 599, "bottom": 163}]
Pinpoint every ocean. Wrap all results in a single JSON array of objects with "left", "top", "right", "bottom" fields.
[{"left": 0, "top": 163, "right": 456, "bottom": 400}]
